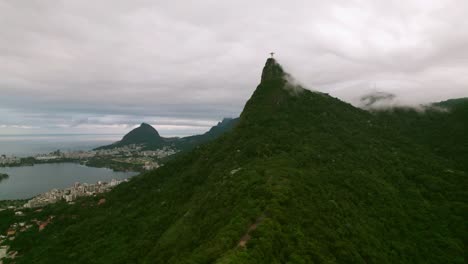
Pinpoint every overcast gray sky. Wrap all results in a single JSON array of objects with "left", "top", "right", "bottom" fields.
[{"left": 1, "top": 0, "right": 467, "bottom": 136}]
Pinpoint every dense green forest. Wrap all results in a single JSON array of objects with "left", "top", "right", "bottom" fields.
[
  {"left": 1, "top": 59, "right": 466, "bottom": 263},
  {"left": 374, "top": 98, "right": 468, "bottom": 172}
]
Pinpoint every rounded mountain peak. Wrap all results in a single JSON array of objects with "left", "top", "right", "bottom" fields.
[{"left": 261, "top": 58, "right": 285, "bottom": 82}]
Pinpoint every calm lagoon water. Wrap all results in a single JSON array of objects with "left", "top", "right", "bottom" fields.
[{"left": 0, "top": 163, "right": 138, "bottom": 200}]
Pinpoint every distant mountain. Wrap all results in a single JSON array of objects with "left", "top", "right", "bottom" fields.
[
  {"left": 174, "top": 117, "right": 239, "bottom": 150},
  {"left": 436, "top": 97, "right": 468, "bottom": 109},
  {"left": 96, "top": 123, "right": 164, "bottom": 150},
  {"left": 7, "top": 58, "right": 466, "bottom": 263},
  {"left": 359, "top": 91, "right": 396, "bottom": 108},
  {"left": 96, "top": 118, "right": 239, "bottom": 151}
]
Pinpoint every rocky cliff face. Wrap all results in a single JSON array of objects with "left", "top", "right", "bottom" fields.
[{"left": 261, "top": 58, "right": 285, "bottom": 82}]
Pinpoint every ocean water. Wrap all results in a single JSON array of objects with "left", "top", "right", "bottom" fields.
[
  {"left": 0, "top": 163, "right": 138, "bottom": 200},
  {"left": 0, "top": 134, "right": 121, "bottom": 157}
]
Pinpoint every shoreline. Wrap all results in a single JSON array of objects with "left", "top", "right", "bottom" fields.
[
  {"left": 23, "top": 178, "right": 128, "bottom": 208},
  {"left": 0, "top": 158, "right": 142, "bottom": 173},
  {"left": 0, "top": 163, "right": 139, "bottom": 202}
]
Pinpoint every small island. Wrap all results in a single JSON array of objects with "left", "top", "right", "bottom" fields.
[{"left": 0, "top": 172, "right": 9, "bottom": 182}]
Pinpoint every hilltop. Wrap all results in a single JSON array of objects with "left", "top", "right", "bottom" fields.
[
  {"left": 96, "top": 123, "right": 164, "bottom": 150},
  {"left": 2, "top": 58, "right": 466, "bottom": 263}
]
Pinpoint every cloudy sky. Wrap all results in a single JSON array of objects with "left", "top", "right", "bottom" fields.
[{"left": 1, "top": 0, "right": 467, "bottom": 136}]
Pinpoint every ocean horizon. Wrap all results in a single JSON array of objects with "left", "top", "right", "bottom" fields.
[{"left": 0, "top": 134, "right": 122, "bottom": 157}]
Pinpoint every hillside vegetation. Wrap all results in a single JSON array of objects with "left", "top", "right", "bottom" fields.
[{"left": 3, "top": 59, "right": 466, "bottom": 264}]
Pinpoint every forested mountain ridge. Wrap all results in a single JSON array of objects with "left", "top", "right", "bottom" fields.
[
  {"left": 96, "top": 118, "right": 239, "bottom": 151},
  {"left": 4, "top": 58, "right": 466, "bottom": 263},
  {"left": 373, "top": 97, "right": 468, "bottom": 171},
  {"left": 173, "top": 117, "right": 239, "bottom": 151}
]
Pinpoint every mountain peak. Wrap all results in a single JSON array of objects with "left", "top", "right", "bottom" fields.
[
  {"left": 119, "top": 123, "right": 162, "bottom": 146},
  {"left": 95, "top": 122, "right": 163, "bottom": 149},
  {"left": 261, "top": 58, "right": 285, "bottom": 82}
]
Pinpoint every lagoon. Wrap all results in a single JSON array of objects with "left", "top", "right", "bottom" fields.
[{"left": 0, "top": 163, "right": 137, "bottom": 200}]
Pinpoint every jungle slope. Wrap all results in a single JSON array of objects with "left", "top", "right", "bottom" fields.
[{"left": 7, "top": 59, "right": 466, "bottom": 264}]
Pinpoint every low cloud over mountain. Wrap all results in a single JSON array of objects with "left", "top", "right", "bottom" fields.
[{"left": 1, "top": 0, "right": 468, "bottom": 135}]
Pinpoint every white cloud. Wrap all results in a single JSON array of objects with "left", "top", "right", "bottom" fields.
[{"left": 0, "top": 0, "right": 467, "bottom": 135}]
